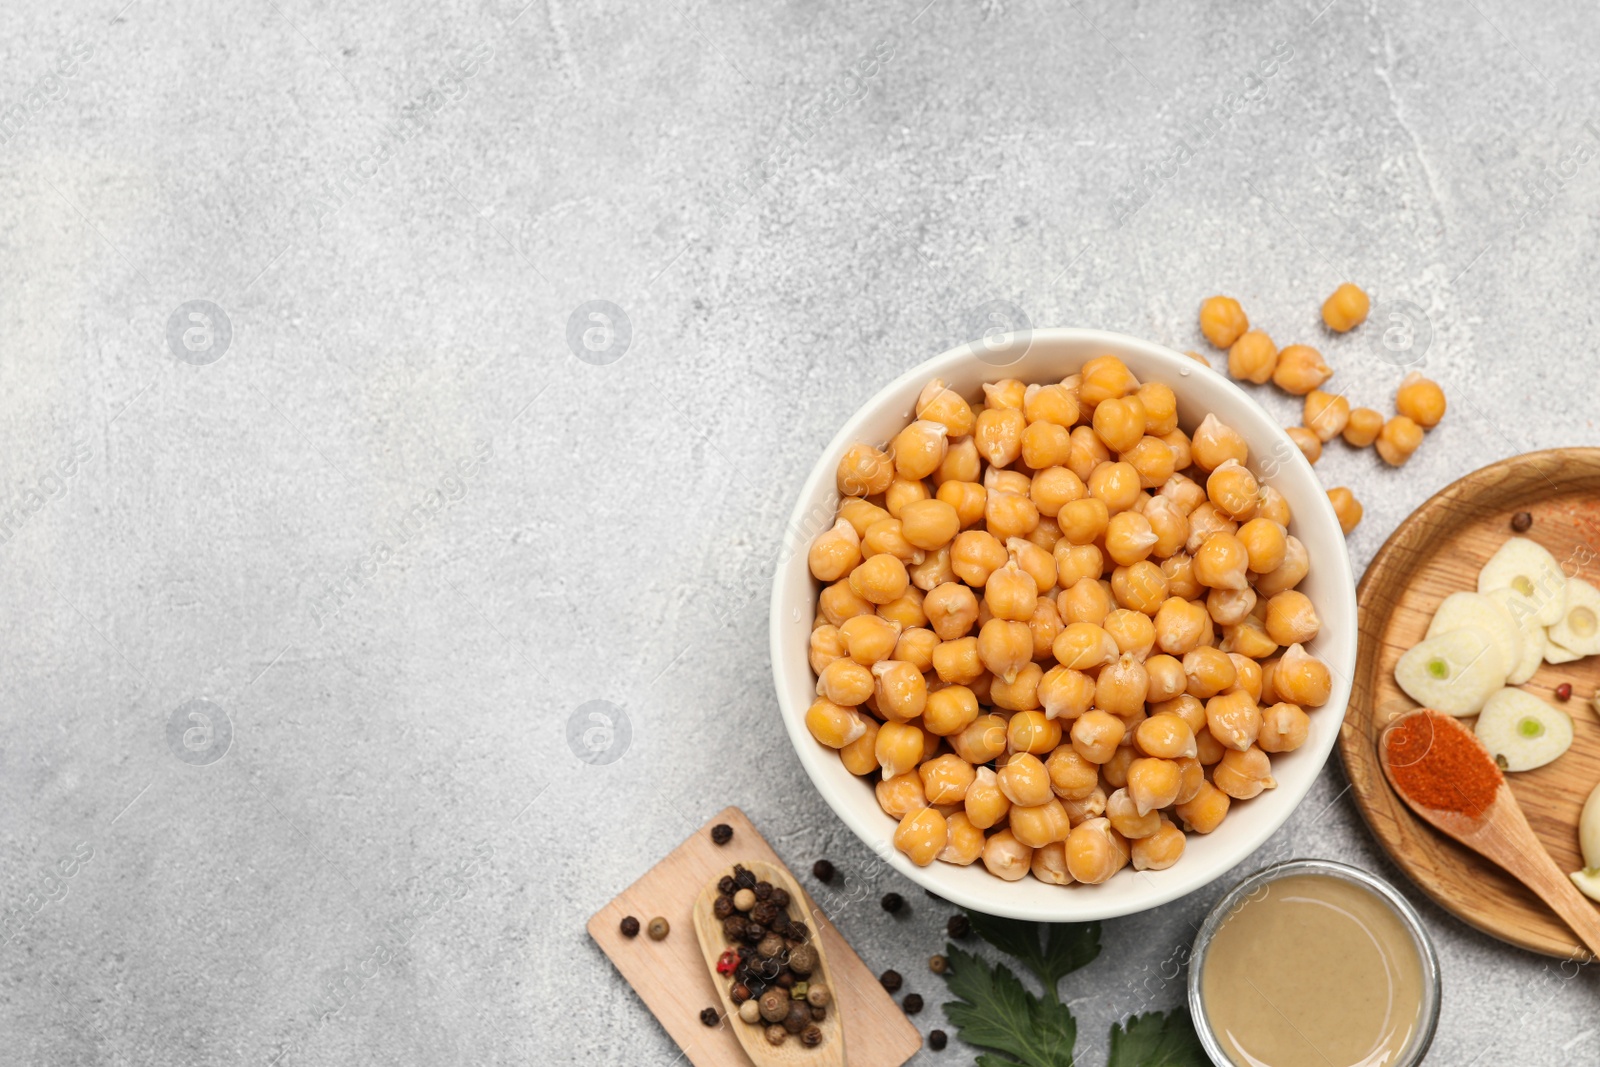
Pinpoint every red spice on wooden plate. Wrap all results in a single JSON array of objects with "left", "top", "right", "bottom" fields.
[{"left": 1386, "top": 710, "right": 1502, "bottom": 818}]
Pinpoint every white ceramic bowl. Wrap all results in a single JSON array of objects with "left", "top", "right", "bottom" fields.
[{"left": 769, "top": 329, "right": 1358, "bottom": 920}]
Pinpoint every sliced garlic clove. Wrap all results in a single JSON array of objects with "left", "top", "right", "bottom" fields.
[
  {"left": 1394, "top": 627, "right": 1507, "bottom": 715},
  {"left": 1477, "top": 536, "right": 1569, "bottom": 627},
  {"left": 1548, "top": 577, "right": 1600, "bottom": 657},
  {"left": 1473, "top": 687, "right": 1572, "bottom": 772}
]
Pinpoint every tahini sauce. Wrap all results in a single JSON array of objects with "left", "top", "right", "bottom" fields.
[{"left": 1200, "top": 874, "right": 1425, "bottom": 1067}]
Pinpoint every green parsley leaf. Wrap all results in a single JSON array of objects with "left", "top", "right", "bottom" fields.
[
  {"left": 962, "top": 909, "right": 1102, "bottom": 994},
  {"left": 1106, "top": 1007, "right": 1207, "bottom": 1067},
  {"left": 942, "top": 944, "right": 1077, "bottom": 1067}
]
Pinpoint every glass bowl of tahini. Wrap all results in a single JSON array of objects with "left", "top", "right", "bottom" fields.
[{"left": 1188, "top": 859, "right": 1441, "bottom": 1067}]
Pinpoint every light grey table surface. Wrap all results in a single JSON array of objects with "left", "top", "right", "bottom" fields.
[{"left": 4, "top": 0, "right": 1598, "bottom": 1063}]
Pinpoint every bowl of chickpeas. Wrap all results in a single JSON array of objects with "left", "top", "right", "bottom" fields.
[{"left": 770, "top": 329, "right": 1358, "bottom": 920}]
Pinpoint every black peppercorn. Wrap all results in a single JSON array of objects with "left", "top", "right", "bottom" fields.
[
  {"left": 930, "top": 1029, "right": 948, "bottom": 1050},
  {"left": 947, "top": 914, "right": 971, "bottom": 939},
  {"left": 699, "top": 1007, "right": 719, "bottom": 1027},
  {"left": 881, "top": 892, "right": 904, "bottom": 913},
  {"left": 903, "top": 993, "right": 924, "bottom": 1014},
  {"left": 929, "top": 954, "right": 949, "bottom": 975},
  {"left": 710, "top": 823, "right": 733, "bottom": 845},
  {"left": 619, "top": 916, "right": 640, "bottom": 938},
  {"left": 744, "top": 922, "right": 766, "bottom": 944},
  {"left": 1512, "top": 511, "right": 1534, "bottom": 532},
  {"left": 718, "top": 875, "right": 737, "bottom": 895},
  {"left": 809, "top": 1004, "right": 827, "bottom": 1021},
  {"left": 723, "top": 916, "right": 748, "bottom": 940},
  {"left": 754, "top": 880, "right": 773, "bottom": 899},
  {"left": 812, "top": 859, "right": 835, "bottom": 883},
  {"left": 788, "top": 921, "right": 811, "bottom": 943},
  {"left": 880, "top": 969, "right": 903, "bottom": 993},
  {"left": 801, "top": 1024, "right": 823, "bottom": 1047},
  {"left": 776, "top": 971, "right": 796, "bottom": 990},
  {"left": 713, "top": 895, "right": 735, "bottom": 920},
  {"left": 751, "top": 901, "right": 779, "bottom": 927},
  {"left": 770, "top": 887, "right": 791, "bottom": 909},
  {"left": 734, "top": 866, "right": 757, "bottom": 890}
]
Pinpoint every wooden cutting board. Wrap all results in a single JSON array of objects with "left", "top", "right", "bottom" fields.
[
  {"left": 587, "top": 807, "right": 924, "bottom": 1066},
  {"left": 1341, "top": 448, "right": 1600, "bottom": 959}
]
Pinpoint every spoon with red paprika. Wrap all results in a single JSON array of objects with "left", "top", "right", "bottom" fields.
[{"left": 1380, "top": 708, "right": 1600, "bottom": 959}]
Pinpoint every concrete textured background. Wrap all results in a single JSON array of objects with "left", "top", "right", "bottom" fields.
[{"left": 1, "top": 0, "right": 1598, "bottom": 1063}]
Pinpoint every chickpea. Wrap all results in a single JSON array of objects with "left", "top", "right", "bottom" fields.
[
  {"left": 1046, "top": 744, "right": 1101, "bottom": 800},
  {"left": 894, "top": 627, "right": 940, "bottom": 673},
  {"left": 1190, "top": 413, "right": 1248, "bottom": 472},
  {"left": 1026, "top": 517, "right": 1063, "bottom": 553},
  {"left": 816, "top": 657, "right": 874, "bottom": 706},
  {"left": 1092, "top": 654, "right": 1147, "bottom": 719},
  {"left": 819, "top": 578, "right": 875, "bottom": 627},
  {"left": 1182, "top": 646, "right": 1236, "bottom": 700},
  {"left": 839, "top": 715, "right": 881, "bottom": 775},
  {"left": 1067, "top": 425, "right": 1111, "bottom": 482},
  {"left": 1127, "top": 757, "right": 1182, "bottom": 815},
  {"left": 1227, "top": 653, "right": 1263, "bottom": 701},
  {"left": 893, "top": 807, "right": 948, "bottom": 866},
  {"left": 1185, "top": 349, "right": 1211, "bottom": 367},
  {"left": 1376, "top": 415, "right": 1424, "bottom": 467},
  {"left": 951, "top": 529, "right": 1007, "bottom": 586},
  {"left": 919, "top": 753, "right": 977, "bottom": 806},
  {"left": 1106, "top": 787, "right": 1161, "bottom": 839},
  {"left": 1028, "top": 598, "right": 1065, "bottom": 660},
  {"left": 1286, "top": 426, "right": 1321, "bottom": 465},
  {"left": 997, "top": 752, "right": 1054, "bottom": 807},
  {"left": 1193, "top": 531, "right": 1251, "bottom": 591},
  {"left": 1135, "top": 712, "right": 1197, "bottom": 759},
  {"left": 876, "top": 721, "right": 927, "bottom": 779},
  {"left": 1174, "top": 779, "right": 1231, "bottom": 834},
  {"left": 1022, "top": 420, "right": 1074, "bottom": 470},
  {"left": 1259, "top": 701, "right": 1310, "bottom": 753},
  {"left": 1265, "top": 590, "right": 1320, "bottom": 646},
  {"left": 1058, "top": 497, "right": 1111, "bottom": 546},
  {"left": 1057, "top": 578, "right": 1114, "bottom": 627},
  {"left": 808, "top": 518, "right": 863, "bottom": 583},
  {"left": 951, "top": 713, "right": 1008, "bottom": 764},
  {"left": 1199, "top": 295, "right": 1250, "bottom": 348},
  {"left": 1185, "top": 502, "right": 1239, "bottom": 555},
  {"left": 899, "top": 498, "right": 961, "bottom": 552},
  {"left": 916, "top": 378, "right": 977, "bottom": 436},
  {"left": 1006, "top": 707, "right": 1061, "bottom": 753},
  {"left": 939, "top": 811, "right": 986, "bottom": 866},
  {"left": 873, "top": 660, "right": 928, "bottom": 721},
  {"left": 1023, "top": 382, "right": 1079, "bottom": 426},
  {"left": 1070, "top": 709, "right": 1125, "bottom": 764},
  {"left": 1303, "top": 389, "right": 1350, "bottom": 443},
  {"left": 1195, "top": 728, "right": 1226, "bottom": 766},
  {"left": 1253, "top": 535, "right": 1309, "bottom": 597},
  {"left": 979, "top": 618, "right": 1034, "bottom": 684},
  {"left": 1031, "top": 467, "right": 1087, "bottom": 518},
  {"left": 1174, "top": 756, "right": 1206, "bottom": 804},
  {"left": 1113, "top": 561, "right": 1171, "bottom": 616},
  {"left": 1161, "top": 428, "right": 1194, "bottom": 474},
  {"left": 1258, "top": 656, "right": 1281, "bottom": 706},
  {"left": 1144, "top": 654, "right": 1187, "bottom": 702},
  {"left": 924, "top": 683, "right": 981, "bottom": 737},
  {"left": 1007, "top": 537, "right": 1057, "bottom": 594},
  {"left": 1161, "top": 553, "right": 1203, "bottom": 601},
  {"left": 1205, "top": 689, "right": 1262, "bottom": 752},
  {"left": 910, "top": 545, "right": 955, "bottom": 591},
  {"left": 1221, "top": 617, "right": 1278, "bottom": 661},
  {"left": 974, "top": 406, "right": 1026, "bottom": 468},
  {"left": 1121, "top": 436, "right": 1177, "bottom": 490},
  {"left": 1206, "top": 586, "right": 1257, "bottom": 628},
  {"left": 1087, "top": 461, "right": 1142, "bottom": 514},
  {"left": 931, "top": 637, "right": 983, "bottom": 686},
  {"left": 986, "top": 490, "right": 1041, "bottom": 541},
  {"left": 985, "top": 560, "right": 1039, "bottom": 622},
  {"left": 937, "top": 480, "right": 988, "bottom": 530},
  {"left": 1342, "top": 407, "right": 1384, "bottom": 448},
  {"left": 1136, "top": 381, "right": 1179, "bottom": 437},
  {"left": 840, "top": 613, "right": 902, "bottom": 666},
  {"left": 805, "top": 699, "right": 869, "bottom": 749},
  {"left": 1227, "top": 330, "right": 1278, "bottom": 384},
  {"left": 965, "top": 766, "right": 1011, "bottom": 829},
  {"left": 1255, "top": 484, "right": 1291, "bottom": 527},
  {"left": 1213, "top": 745, "right": 1277, "bottom": 800},
  {"left": 1031, "top": 841, "right": 1076, "bottom": 884},
  {"left": 1321, "top": 282, "right": 1369, "bottom": 332},
  {"left": 864, "top": 518, "right": 922, "bottom": 564},
  {"left": 1079, "top": 355, "right": 1140, "bottom": 408},
  {"left": 1053, "top": 621, "right": 1119, "bottom": 670},
  {"left": 936, "top": 435, "right": 982, "bottom": 485},
  {"left": 1065, "top": 817, "right": 1130, "bottom": 884},
  {"left": 877, "top": 587, "right": 926, "bottom": 631},
  {"left": 876, "top": 771, "right": 929, "bottom": 819},
  {"left": 839, "top": 497, "right": 891, "bottom": 538},
  {"left": 1103, "top": 608, "right": 1156, "bottom": 659},
  {"left": 1010, "top": 798, "right": 1072, "bottom": 848},
  {"left": 1272, "top": 344, "right": 1332, "bottom": 395},
  {"left": 1153, "top": 596, "right": 1207, "bottom": 656},
  {"left": 1054, "top": 542, "right": 1104, "bottom": 588},
  {"left": 1160, "top": 472, "right": 1208, "bottom": 515},
  {"left": 1090, "top": 395, "right": 1145, "bottom": 454},
  {"left": 889, "top": 420, "right": 949, "bottom": 481},
  {"left": 981, "top": 828, "right": 1033, "bottom": 882},
  {"left": 837, "top": 443, "right": 895, "bottom": 497},
  {"left": 1038, "top": 665, "right": 1096, "bottom": 722},
  {"left": 1275, "top": 642, "right": 1332, "bottom": 707},
  {"left": 810, "top": 625, "right": 847, "bottom": 679},
  {"left": 1131, "top": 818, "right": 1186, "bottom": 871},
  {"left": 1206, "top": 460, "right": 1259, "bottom": 521},
  {"left": 1234, "top": 517, "right": 1286, "bottom": 576}
]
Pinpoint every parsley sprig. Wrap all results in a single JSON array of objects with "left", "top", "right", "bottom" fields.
[{"left": 938, "top": 911, "right": 1205, "bottom": 1067}]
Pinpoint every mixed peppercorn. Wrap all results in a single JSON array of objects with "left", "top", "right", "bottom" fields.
[{"left": 714, "top": 864, "right": 831, "bottom": 1049}]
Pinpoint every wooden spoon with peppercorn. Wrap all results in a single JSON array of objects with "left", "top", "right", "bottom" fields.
[
  {"left": 692, "top": 859, "right": 846, "bottom": 1065},
  {"left": 1380, "top": 708, "right": 1600, "bottom": 958}
]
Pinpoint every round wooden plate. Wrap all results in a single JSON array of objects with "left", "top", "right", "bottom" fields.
[{"left": 1342, "top": 448, "right": 1600, "bottom": 959}]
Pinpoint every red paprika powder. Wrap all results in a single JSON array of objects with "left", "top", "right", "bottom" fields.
[{"left": 1386, "top": 709, "right": 1501, "bottom": 818}]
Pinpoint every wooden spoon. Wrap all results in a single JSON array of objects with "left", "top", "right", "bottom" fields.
[
  {"left": 691, "top": 859, "right": 847, "bottom": 1066},
  {"left": 1379, "top": 709, "right": 1600, "bottom": 959}
]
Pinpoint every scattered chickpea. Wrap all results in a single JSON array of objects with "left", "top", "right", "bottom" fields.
[
  {"left": 1395, "top": 371, "right": 1446, "bottom": 429},
  {"left": 1227, "top": 330, "right": 1278, "bottom": 385},
  {"left": 1375, "top": 415, "right": 1424, "bottom": 467},
  {"left": 1271, "top": 345, "right": 1332, "bottom": 396},
  {"left": 1199, "top": 296, "right": 1250, "bottom": 349},
  {"left": 1342, "top": 407, "right": 1384, "bottom": 448},
  {"left": 1321, "top": 282, "right": 1370, "bottom": 332},
  {"left": 1302, "top": 389, "right": 1350, "bottom": 443},
  {"left": 1326, "top": 487, "right": 1363, "bottom": 535}
]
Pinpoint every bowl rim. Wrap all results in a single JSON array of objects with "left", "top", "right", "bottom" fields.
[
  {"left": 769, "top": 327, "right": 1359, "bottom": 920},
  {"left": 1185, "top": 858, "right": 1442, "bottom": 1067}
]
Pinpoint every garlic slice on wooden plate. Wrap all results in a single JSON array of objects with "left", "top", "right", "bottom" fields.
[
  {"left": 1486, "top": 587, "right": 1544, "bottom": 685},
  {"left": 1394, "top": 627, "right": 1507, "bottom": 716},
  {"left": 1473, "top": 687, "right": 1572, "bottom": 772},
  {"left": 1572, "top": 782, "right": 1600, "bottom": 903},
  {"left": 1477, "top": 536, "right": 1568, "bottom": 627},
  {"left": 1548, "top": 577, "right": 1600, "bottom": 658}
]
